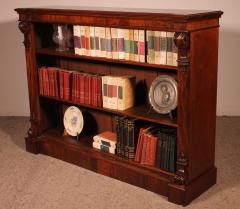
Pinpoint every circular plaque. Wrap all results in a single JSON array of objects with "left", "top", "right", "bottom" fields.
[
  {"left": 149, "top": 75, "right": 178, "bottom": 114},
  {"left": 63, "top": 106, "right": 84, "bottom": 136}
]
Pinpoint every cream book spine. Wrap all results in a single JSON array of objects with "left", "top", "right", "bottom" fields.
[
  {"left": 85, "top": 26, "right": 91, "bottom": 56},
  {"left": 73, "top": 25, "right": 79, "bottom": 55},
  {"left": 94, "top": 27, "right": 101, "bottom": 57},
  {"left": 138, "top": 30, "right": 145, "bottom": 63},
  {"left": 99, "top": 27, "right": 106, "bottom": 58},
  {"left": 154, "top": 31, "right": 161, "bottom": 64},
  {"left": 124, "top": 29, "right": 130, "bottom": 60},
  {"left": 93, "top": 136, "right": 117, "bottom": 148},
  {"left": 160, "top": 31, "right": 167, "bottom": 65},
  {"left": 166, "top": 32, "right": 174, "bottom": 66},
  {"left": 102, "top": 76, "right": 109, "bottom": 108},
  {"left": 111, "top": 28, "right": 118, "bottom": 59},
  {"left": 105, "top": 27, "right": 112, "bottom": 59},
  {"left": 133, "top": 30, "right": 139, "bottom": 62},
  {"left": 80, "top": 26, "right": 86, "bottom": 55},
  {"left": 90, "top": 26, "right": 96, "bottom": 57},
  {"left": 117, "top": 28, "right": 125, "bottom": 60},
  {"left": 147, "top": 30, "right": 154, "bottom": 64}
]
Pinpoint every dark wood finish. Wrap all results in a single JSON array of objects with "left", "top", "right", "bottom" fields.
[{"left": 15, "top": 7, "right": 223, "bottom": 205}]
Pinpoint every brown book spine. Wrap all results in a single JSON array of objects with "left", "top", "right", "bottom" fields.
[
  {"left": 45, "top": 68, "right": 50, "bottom": 96},
  {"left": 71, "top": 73, "right": 76, "bottom": 102},
  {"left": 54, "top": 69, "right": 59, "bottom": 98},
  {"left": 76, "top": 73, "right": 80, "bottom": 103},
  {"left": 91, "top": 75, "right": 98, "bottom": 107},
  {"left": 146, "top": 135, "right": 157, "bottom": 166}
]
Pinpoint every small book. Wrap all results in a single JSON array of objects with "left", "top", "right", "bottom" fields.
[
  {"left": 172, "top": 34, "right": 178, "bottom": 67},
  {"left": 94, "top": 27, "right": 101, "bottom": 57},
  {"left": 117, "top": 28, "right": 125, "bottom": 60},
  {"left": 147, "top": 30, "right": 154, "bottom": 64},
  {"left": 154, "top": 31, "right": 161, "bottom": 64},
  {"left": 73, "top": 25, "right": 80, "bottom": 55},
  {"left": 92, "top": 141, "right": 116, "bottom": 154},
  {"left": 85, "top": 26, "right": 91, "bottom": 56},
  {"left": 90, "top": 26, "right": 96, "bottom": 56},
  {"left": 102, "top": 75, "right": 109, "bottom": 108},
  {"left": 93, "top": 131, "right": 117, "bottom": 148},
  {"left": 133, "top": 30, "right": 139, "bottom": 62},
  {"left": 99, "top": 27, "right": 106, "bottom": 58},
  {"left": 129, "top": 30, "right": 135, "bottom": 61},
  {"left": 124, "top": 29, "right": 130, "bottom": 60},
  {"left": 111, "top": 28, "right": 118, "bottom": 59},
  {"left": 138, "top": 30, "right": 145, "bottom": 63},
  {"left": 160, "top": 31, "right": 167, "bottom": 65},
  {"left": 105, "top": 27, "right": 112, "bottom": 59},
  {"left": 166, "top": 32, "right": 174, "bottom": 66}
]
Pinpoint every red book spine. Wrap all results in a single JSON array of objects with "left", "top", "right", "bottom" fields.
[
  {"left": 135, "top": 128, "right": 144, "bottom": 162},
  {"left": 63, "top": 72, "right": 70, "bottom": 100},
  {"left": 76, "top": 74, "right": 80, "bottom": 103},
  {"left": 59, "top": 71, "right": 64, "bottom": 99},
  {"left": 91, "top": 76, "right": 98, "bottom": 107},
  {"left": 54, "top": 69, "right": 59, "bottom": 98},
  {"left": 84, "top": 75, "right": 91, "bottom": 105},
  {"left": 71, "top": 73, "right": 76, "bottom": 102},
  {"left": 146, "top": 136, "right": 157, "bottom": 166},
  {"left": 97, "top": 76, "right": 102, "bottom": 107},
  {"left": 45, "top": 68, "right": 50, "bottom": 96},
  {"left": 79, "top": 74, "right": 85, "bottom": 104},
  {"left": 42, "top": 68, "right": 46, "bottom": 95},
  {"left": 49, "top": 69, "right": 54, "bottom": 97},
  {"left": 140, "top": 134, "right": 149, "bottom": 164},
  {"left": 38, "top": 68, "right": 43, "bottom": 95}
]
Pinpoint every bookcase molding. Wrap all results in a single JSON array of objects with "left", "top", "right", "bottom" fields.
[{"left": 16, "top": 7, "right": 223, "bottom": 206}]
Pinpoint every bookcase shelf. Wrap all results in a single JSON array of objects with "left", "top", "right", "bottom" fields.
[
  {"left": 36, "top": 48, "right": 178, "bottom": 71},
  {"left": 16, "top": 7, "right": 223, "bottom": 206},
  {"left": 40, "top": 95, "right": 178, "bottom": 127}
]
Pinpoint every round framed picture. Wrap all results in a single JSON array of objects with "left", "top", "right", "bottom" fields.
[
  {"left": 149, "top": 75, "right": 178, "bottom": 114},
  {"left": 63, "top": 106, "right": 84, "bottom": 136}
]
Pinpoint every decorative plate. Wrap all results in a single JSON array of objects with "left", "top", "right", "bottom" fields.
[
  {"left": 63, "top": 106, "right": 84, "bottom": 136},
  {"left": 149, "top": 75, "right": 178, "bottom": 114}
]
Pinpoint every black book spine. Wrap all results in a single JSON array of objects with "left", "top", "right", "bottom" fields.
[
  {"left": 128, "top": 120, "right": 134, "bottom": 160},
  {"left": 123, "top": 118, "right": 129, "bottom": 158},
  {"left": 115, "top": 116, "right": 121, "bottom": 156}
]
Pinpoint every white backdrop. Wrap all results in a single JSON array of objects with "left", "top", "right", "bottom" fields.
[{"left": 0, "top": 0, "right": 239, "bottom": 116}]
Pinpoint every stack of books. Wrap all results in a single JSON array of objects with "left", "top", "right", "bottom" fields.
[
  {"left": 38, "top": 67, "right": 59, "bottom": 98},
  {"left": 93, "top": 131, "right": 117, "bottom": 154},
  {"left": 134, "top": 126, "right": 177, "bottom": 172},
  {"left": 146, "top": 31, "right": 178, "bottom": 66},
  {"left": 73, "top": 26, "right": 145, "bottom": 62},
  {"left": 115, "top": 116, "right": 144, "bottom": 160},
  {"left": 102, "top": 75, "right": 135, "bottom": 111}
]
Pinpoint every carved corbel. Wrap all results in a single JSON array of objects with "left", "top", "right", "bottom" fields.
[
  {"left": 173, "top": 152, "right": 188, "bottom": 185},
  {"left": 18, "top": 21, "right": 30, "bottom": 50},
  {"left": 174, "top": 32, "right": 190, "bottom": 71}
]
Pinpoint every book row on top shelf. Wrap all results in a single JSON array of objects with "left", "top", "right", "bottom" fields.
[{"left": 35, "top": 23, "right": 178, "bottom": 67}]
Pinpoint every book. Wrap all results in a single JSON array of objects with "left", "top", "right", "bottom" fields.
[
  {"left": 172, "top": 35, "right": 178, "bottom": 67},
  {"left": 73, "top": 25, "right": 80, "bottom": 55},
  {"left": 138, "top": 30, "right": 145, "bottom": 63},
  {"left": 166, "top": 32, "right": 174, "bottom": 65},
  {"left": 160, "top": 31, "right": 167, "bottom": 65},
  {"left": 124, "top": 29, "right": 130, "bottom": 60},
  {"left": 94, "top": 27, "right": 101, "bottom": 57},
  {"left": 133, "top": 30, "right": 139, "bottom": 62},
  {"left": 102, "top": 76, "right": 109, "bottom": 108},
  {"left": 85, "top": 26, "right": 91, "bottom": 56},
  {"left": 111, "top": 28, "right": 118, "bottom": 59},
  {"left": 117, "top": 28, "right": 125, "bottom": 59},
  {"left": 105, "top": 27, "right": 112, "bottom": 59},
  {"left": 129, "top": 30, "right": 135, "bottom": 61},
  {"left": 93, "top": 131, "right": 117, "bottom": 148},
  {"left": 147, "top": 30, "right": 154, "bottom": 64},
  {"left": 80, "top": 26, "right": 86, "bottom": 55},
  {"left": 154, "top": 31, "right": 161, "bottom": 64},
  {"left": 117, "top": 76, "right": 135, "bottom": 111},
  {"left": 99, "top": 27, "right": 106, "bottom": 57},
  {"left": 92, "top": 141, "right": 116, "bottom": 154},
  {"left": 38, "top": 68, "right": 43, "bottom": 95},
  {"left": 90, "top": 26, "right": 96, "bottom": 56}
]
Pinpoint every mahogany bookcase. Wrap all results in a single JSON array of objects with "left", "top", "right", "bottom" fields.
[{"left": 15, "top": 7, "right": 223, "bottom": 205}]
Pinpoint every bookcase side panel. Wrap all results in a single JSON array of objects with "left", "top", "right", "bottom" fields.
[{"left": 187, "top": 26, "right": 219, "bottom": 181}]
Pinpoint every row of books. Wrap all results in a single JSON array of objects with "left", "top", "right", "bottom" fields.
[
  {"left": 135, "top": 126, "right": 177, "bottom": 172},
  {"left": 115, "top": 116, "right": 143, "bottom": 160},
  {"left": 73, "top": 26, "right": 145, "bottom": 62},
  {"left": 93, "top": 131, "right": 117, "bottom": 154},
  {"left": 38, "top": 67, "right": 59, "bottom": 98},
  {"left": 38, "top": 67, "right": 135, "bottom": 110},
  {"left": 146, "top": 31, "right": 178, "bottom": 66}
]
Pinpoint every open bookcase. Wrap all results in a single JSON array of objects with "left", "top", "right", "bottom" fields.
[{"left": 15, "top": 7, "right": 223, "bottom": 205}]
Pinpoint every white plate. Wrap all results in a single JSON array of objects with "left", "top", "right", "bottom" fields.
[{"left": 63, "top": 106, "right": 84, "bottom": 136}]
